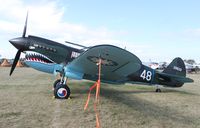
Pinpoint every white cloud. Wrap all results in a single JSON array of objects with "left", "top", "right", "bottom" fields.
[
  {"left": 0, "top": 0, "right": 117, "bottom": 41},
  {"left": 0, "top": 20, "right": 21, "bottom": 33},
  {"left": 184, "top": 28, "right": 200, "bottom": 38},
  {"left": 0, "top": 0, "right": 154, "bottom": 62}
]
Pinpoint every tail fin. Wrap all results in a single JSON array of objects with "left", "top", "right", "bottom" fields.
[
  {"left": 156, "top": 57, "right": 193, "bottom": 87},
  {"left": 163, "top": 57, "right": 186, "bottom": 77}
]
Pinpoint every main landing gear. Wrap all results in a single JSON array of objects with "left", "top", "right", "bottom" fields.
[{"left": 53, "top": 78, "right": 71, "bottom": 99}]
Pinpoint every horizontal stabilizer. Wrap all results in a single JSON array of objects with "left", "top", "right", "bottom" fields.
[
  {"left": 155, "top": 57, "right": 193, "bottom": 87},
  {"left": 158, "top": 72, "right": 194, "bottom": 83}
]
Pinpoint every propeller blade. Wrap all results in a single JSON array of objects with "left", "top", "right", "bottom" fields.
[
  {"left": 10, "top": 50, "right": 22, "bottom": 76},
  {"left": 22, "top": 12, "right": 28, "bottom": 38}
]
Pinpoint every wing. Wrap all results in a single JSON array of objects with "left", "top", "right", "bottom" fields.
[{"left": 66, "top": 45, "right": 142, "bottom": 83}]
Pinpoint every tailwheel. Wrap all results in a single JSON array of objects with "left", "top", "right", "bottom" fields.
[
  {"left": 155, "top": 85, "right": 161, "bottom": 92},
  {"left": 155, "top": 88, "right": 161, "bottom": 92},
  {"left": 54, "top": 83, "right": 71, "bottom": 99}
]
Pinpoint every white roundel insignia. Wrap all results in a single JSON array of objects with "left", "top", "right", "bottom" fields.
[{"left": 57, "top": 88, "right": 67, "bottom": 98}]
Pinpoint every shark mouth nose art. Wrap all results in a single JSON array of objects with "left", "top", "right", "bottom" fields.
[{"left": 25, "top": 52, "right": 54, "bottom": 64}]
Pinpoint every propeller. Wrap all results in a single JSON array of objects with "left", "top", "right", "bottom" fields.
[
  {"left": 9, "top": 12, "right": 28, "bottom": 76},
  {"left": 22, "top": 12, "right": 28, "bottom": 37},
  {"left": 10, "top": 50, "right": 22, "bottom": 75}
]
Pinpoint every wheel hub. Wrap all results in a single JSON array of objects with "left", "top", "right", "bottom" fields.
[{"left": 57, "top": 88, "right": 67, "bottom": 98}]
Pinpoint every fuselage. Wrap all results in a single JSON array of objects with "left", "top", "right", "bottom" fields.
[{"left": 10, "top": 35, "right": 83, "bottom": 64}]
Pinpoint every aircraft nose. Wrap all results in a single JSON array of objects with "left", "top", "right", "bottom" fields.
[{"left": 9, "top": 37, "right": 26, "bottom": 50}]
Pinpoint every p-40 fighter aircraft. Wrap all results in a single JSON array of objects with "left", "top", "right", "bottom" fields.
[{"left": 9, "top": 14, "right": 193, "bottom": 99}]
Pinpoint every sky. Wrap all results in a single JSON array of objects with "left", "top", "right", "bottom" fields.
[{"left": 0, "top": 0, "right": 200, "bottom": 63}]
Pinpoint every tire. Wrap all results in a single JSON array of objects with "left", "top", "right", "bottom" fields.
[
  {"left": 53, "top": 79, "right": 61, "bottom": 89},
  {"left": 54, "top": 84, "right": 71, "bottom": 99},
  {"left": 156, "top": 88, "right": 161, "bottom": 92}
]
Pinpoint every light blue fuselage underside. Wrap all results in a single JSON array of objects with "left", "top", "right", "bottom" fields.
[{"left": 25, "top": 61, "right": 83, "bottom": 80}]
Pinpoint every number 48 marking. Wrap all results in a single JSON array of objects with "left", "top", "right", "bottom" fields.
[{"left": 140, "top": 70, "right": 152, "bottom": 81}]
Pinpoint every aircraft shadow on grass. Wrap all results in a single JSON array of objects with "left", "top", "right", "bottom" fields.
[
  {"left": 67, "top": 86, "right": 197, "bottom": 126},
  {"left": 100, "top": 87, "right": 197, "bottom": 126},
  {"left": 71, "top": 83, "right": 198, "bottom": 97}
]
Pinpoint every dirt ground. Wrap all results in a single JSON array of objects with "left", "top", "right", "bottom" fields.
[{"left": 0, "top": 67, "right": 199, "bottom": 128}]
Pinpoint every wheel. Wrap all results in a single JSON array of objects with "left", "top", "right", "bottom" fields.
[
  {"left": 156, "top": 88, "right": 161, "bottom": 92},
  {"left": 54, "top": 83, "right": 71, "bottom": 99},
  {"left": 53, "top": 79, "right": 61, "bottom": 89}
]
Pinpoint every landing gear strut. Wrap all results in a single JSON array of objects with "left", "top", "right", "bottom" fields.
[{"left": 53, "top": 72, "right": 71, "bottom": 99}]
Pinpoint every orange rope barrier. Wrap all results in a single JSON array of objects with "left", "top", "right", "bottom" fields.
[
  {"left": 94, "top": 102, "right": 100, "bottom": 128},
  {"left": 84, "top": 82, "right": 97, "bottom": 110},
  {"left": 84, "top": 58, "right": 102, "bottom": 128}
]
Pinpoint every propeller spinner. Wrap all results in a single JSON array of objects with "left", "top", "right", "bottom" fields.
[{"left": 9, "top": 13, "right": 28, "bottom": 76}]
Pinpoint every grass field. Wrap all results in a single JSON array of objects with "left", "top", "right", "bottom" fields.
[{"left": 0, "top": 67, "right": 200, "bottom": 128}]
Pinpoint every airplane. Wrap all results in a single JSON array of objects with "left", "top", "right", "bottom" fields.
[
  {"left": 9, "top": 14, "right": 194, "bottom": 100},
  {"left": 185, "top": 62, "right": 200, "bottom": 73}
]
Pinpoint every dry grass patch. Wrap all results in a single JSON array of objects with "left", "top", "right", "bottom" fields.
[{"left": 0, "top": 67, "right": 200, "bottom": 128}]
